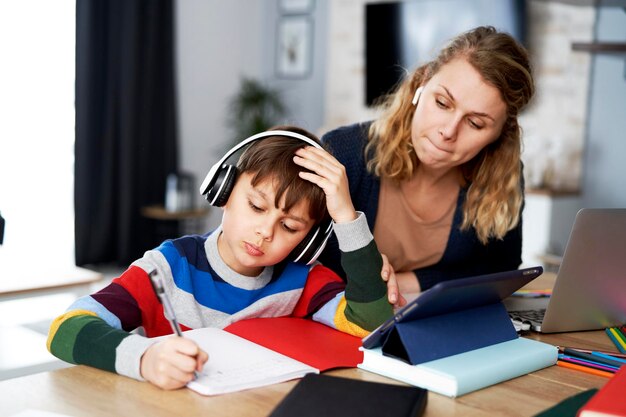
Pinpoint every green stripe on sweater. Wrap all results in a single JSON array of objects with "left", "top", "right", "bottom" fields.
[
  {"left": 49, "top": 315, "right": 99, "bottom": 364},
  {"left": 73, "top": 319, "right": 130, "bottom": 373},
  {"left": 342, "top": 240, "right": 387, "bottom": 303}
]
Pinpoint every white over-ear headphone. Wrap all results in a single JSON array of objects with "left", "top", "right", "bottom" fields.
[
  {"left": 411, "top": 86, "right": 424, "bottom": 106},
  {"left": 198, "top": 130, "right": 333, "bottom": 265}
]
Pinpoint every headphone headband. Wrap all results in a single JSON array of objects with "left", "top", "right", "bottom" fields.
[{"left": 199, "top": 130, "right": 322, "bottom": 196}]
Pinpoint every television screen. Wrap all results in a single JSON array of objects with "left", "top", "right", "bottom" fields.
[{"left": 365, "top": 0, "right": 526, "bottom": 106}]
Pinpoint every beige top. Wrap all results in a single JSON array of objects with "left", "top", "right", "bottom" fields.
[{"left": 374, "top": 177, "right": 457, "bottom": 272}]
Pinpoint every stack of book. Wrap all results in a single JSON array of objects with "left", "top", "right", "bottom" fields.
[{"left": 359, "top": 337, "right": 556, "bottom": 398}]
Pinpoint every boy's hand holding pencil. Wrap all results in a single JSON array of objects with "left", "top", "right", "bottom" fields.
[
  {"left": 143, "top": 268, "right": 209, "bottom": 390},
  {"left": 141, "top": 337, "right": 209, "bottom": 390}
]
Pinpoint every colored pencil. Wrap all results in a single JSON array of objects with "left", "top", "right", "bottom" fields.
[
  {"left": 557, "top": 346, "right": 626, "bottom": 359},
  {"left": 556, "top": 360, "right": 614, "bottom": 378},
  {"left": 562, "top": 348, "right": 624, "bottom": 368},
  {"left": 615, "top": 327, "right": 626, "bottom": 344},
  {"left": 511, "top": 289, "right": 552, "bottom": 298},
  {"left": 558, "top": 355, "right": 618, "bottom": 373},
  {"left": 606, "top": 328, "right": 626, "bottom": 354},
  {"left": 592, "top": 351, "right": 626, "bottom": 365}
]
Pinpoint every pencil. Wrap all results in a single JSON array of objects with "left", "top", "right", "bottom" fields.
[
  {"left": 557, "top": 346, "right": 626, "bottom": 359},
  {"left": 556, "top": 360, "right": 614, "bottom": 378},
  {"left": 606, "top": 328, "right": 626, "bottom": 354},
  {"left": 562, "top": 348, "right": 624, "bottom": 368},
  {"left": 591, "top": 351, "right": 626, "bottom": 365},
  {"left": 558, "top": 355, "right": 618, "bottom": 373},
  {"left": 615, "top": 327, "right": 626, "bottom": 344}
]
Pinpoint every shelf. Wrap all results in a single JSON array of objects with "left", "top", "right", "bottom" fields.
[
  {"left": 526, "top": 188, "right": 581, "bottom": 197},
  {"left": 572, "top": 42, "right": 626, "bottom": 54},
  {"left": 140, "top": 205, "right": 210, "bottom": 221},
  {"left": 534, "top": 0, "right": 626, "bottom": 6}
]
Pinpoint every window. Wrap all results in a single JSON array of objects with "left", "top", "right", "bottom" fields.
[{"left": 0, "top": 0, "right": 76, "bottom": 265}]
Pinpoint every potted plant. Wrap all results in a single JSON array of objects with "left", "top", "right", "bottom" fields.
[{"left": 227, "top": 77, "right": 286, "bottom": 145}]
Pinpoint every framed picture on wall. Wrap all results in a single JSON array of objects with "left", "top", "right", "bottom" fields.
[
  {"left": 279, "top": 0, "right": 314, "bottom": 14},
  {"left": 276, "top": 16, "right": 313, "bottom": 79}
]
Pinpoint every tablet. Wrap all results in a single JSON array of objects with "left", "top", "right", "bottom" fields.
[{"left": 362, "top": 266, "right": 543, "bottom": 349}]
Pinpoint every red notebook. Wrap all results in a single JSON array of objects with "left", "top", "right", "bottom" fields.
[
  {"left": 577, "top": 366, "right": 626, "bottom": 417},
  {"left": 224, "top": 317, "right": 363, "bottom": 371}
]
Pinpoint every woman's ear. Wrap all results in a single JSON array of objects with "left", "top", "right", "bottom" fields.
[{"left": 411, "top": 86, "right": 424, "bottom": 106}]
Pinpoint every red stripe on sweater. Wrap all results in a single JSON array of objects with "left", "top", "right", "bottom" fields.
[
  {"left": 292, "top": 265, "right": 345, "bottom": 317},
  {"left": 113, "top": 265, "right": 189, "bottom": 337}
]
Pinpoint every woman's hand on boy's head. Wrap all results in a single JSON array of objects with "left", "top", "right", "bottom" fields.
[
  {"left": 140, "top": 337, "right": 208, "bottom": 390},
  {"left": 293, "top": 146, "right": 357, "bottom": 224}
]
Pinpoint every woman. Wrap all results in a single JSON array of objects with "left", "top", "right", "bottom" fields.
[{"left": 319, "top": 26, "right": 534, "bottom": 296}]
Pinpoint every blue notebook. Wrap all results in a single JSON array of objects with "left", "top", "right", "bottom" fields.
[{"left": 358, "top": 337, "right": 557, "bottom": 397}]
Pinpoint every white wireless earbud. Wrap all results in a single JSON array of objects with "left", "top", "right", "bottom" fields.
[{"left": 411, "top": 86, "right": 424, "bottom": 106}]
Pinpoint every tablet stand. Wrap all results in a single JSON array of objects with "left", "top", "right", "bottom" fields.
[{"left": 381, "top": 302, "right": 518, "bottom": 365}]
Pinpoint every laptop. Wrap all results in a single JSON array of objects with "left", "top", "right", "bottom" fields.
[{"left": 506, "top": 208, "right": 626, "bottom": 333}]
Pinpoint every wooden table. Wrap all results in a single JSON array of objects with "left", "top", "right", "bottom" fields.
[
  {"left": 0, "top": 330, "right": 613, "bottom": 417},
  {"left": 0, "top": 272, "right": 616, "bottom": 417}
]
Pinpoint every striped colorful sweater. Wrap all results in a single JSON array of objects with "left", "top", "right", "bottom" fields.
[{"left": 47, "top": 213, "right": 392, "bottom": 380}]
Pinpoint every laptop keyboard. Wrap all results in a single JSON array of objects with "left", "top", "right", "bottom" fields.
[{"left": 508, "top": 309, "right": 546, "bottom": 328}]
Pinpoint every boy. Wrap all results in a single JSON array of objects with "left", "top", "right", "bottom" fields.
[{"left": 47, "top": 126, "right": 393, "bottom": 390}]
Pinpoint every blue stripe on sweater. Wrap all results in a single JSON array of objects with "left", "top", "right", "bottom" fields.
[
  {"left": 67, "top": 296, "right": 123, "bottom": 330},
  {"left": 156, "top": 237, "right": 310, "bottom": 314}
]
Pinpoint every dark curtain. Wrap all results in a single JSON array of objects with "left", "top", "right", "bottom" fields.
[{"left": 75, "top": 0, "right": 178, "bottom": 266}]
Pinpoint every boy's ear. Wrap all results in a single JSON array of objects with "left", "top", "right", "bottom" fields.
[{"left": 204, "top": 165, "right": 238, "bottom": 207}]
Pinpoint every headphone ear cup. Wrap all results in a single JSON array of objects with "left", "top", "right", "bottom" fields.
[
  {"left": 289, "top": 220, "right": 334, "bottom": 265},
  {"left": 205, "top": 165, "right": 238, "bottom": 207}
]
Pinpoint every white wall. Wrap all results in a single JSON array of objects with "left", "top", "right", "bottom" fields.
[
  {"left": 175, "top": 0, "right": 328, "bottom": 230},
  {"left": 175, "top": 0, "right": 264, "bottom": 229},
  {"left": 262, "top": 0, "right": 329, "bottom": 134},
  {"left": 580, "top": 7, "right": 626, "bottom": 209},
  {"left": 532, "top": 7, "right": 626, "bottom": 259}
]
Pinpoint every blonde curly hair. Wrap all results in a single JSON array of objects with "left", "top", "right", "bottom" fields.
[{"left": 366, "top": 26, "right": 534, "bottom": 244}]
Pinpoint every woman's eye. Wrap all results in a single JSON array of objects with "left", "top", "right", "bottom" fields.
[
  {"left": 282, "top": 223, "right": 297, "bottom": 234},
  {"left": 436, "top": 99, "right": 449, "bottom": 109},
  {"left": 468, "top": 119, "right": 484, "bottom": 129}
]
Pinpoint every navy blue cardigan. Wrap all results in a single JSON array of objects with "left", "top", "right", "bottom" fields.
[{"left": 319, "top": 122, "right": 523, "bottom": 291}]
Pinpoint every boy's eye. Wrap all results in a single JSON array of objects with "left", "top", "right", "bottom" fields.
[
  {"left": 282, "top": 222, "right": 298, "bottom": 234},
  {"left": 248, "top": 201, "right": 264, "bottom": 212}
]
